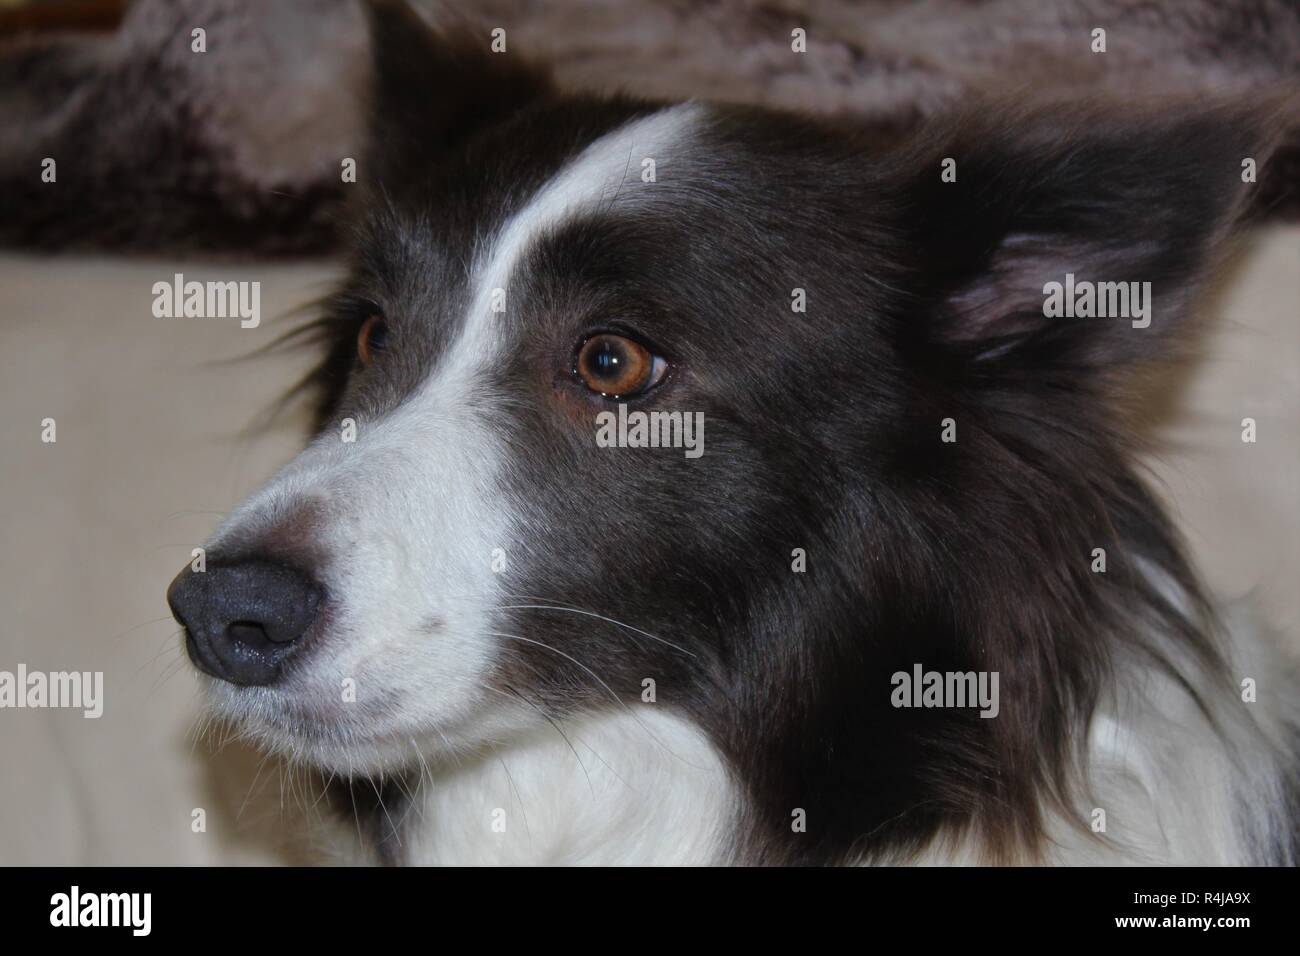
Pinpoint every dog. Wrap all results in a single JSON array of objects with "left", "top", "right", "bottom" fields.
[{"left": 164, "top": 0, "right": 1300, "bottom": 864}]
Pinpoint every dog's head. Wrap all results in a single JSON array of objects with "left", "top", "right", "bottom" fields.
[{"left": 167, "top": 1, "right": 1279, "bottom": 859}]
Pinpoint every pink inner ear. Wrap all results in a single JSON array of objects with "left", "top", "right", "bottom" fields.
[
  {"left": 939, "top": 228, "right": 1134, "bottom": 348},
  {"left": 942, "top": 246, "right": 1063, "bottom": 344}
]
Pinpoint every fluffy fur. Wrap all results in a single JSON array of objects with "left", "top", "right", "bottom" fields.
[{"left": 158, "top": 2, "right": 1300, "bottom": 865}]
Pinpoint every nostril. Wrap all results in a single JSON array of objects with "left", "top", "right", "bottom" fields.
[{"left": 226, "top": 620, "right": 277, "bottom": 648}]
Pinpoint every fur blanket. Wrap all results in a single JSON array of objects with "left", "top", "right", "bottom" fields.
[{"left": 2, "top": 0, "right": 1298, "bottom": 253}]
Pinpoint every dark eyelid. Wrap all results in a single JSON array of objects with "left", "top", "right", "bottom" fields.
[
  {"left": 582, "top": 323, "right": 672, "bottom": 362},
  {"left": 354, "top": 301, "right": 385, "bottom": 325}
]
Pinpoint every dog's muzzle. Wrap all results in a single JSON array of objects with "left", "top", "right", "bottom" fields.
[{"left": 167, "top": 560, "right": 323, "bottom": 686}]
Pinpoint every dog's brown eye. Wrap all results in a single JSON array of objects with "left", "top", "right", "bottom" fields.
[
  {"left": 357, "top": 315, "right": 388, "bottom": 366},
  {"left": 575, "top": 334, "right": 666, "bottom": 398}
]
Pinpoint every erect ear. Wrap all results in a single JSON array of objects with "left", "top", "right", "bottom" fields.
[
  {"left": 362, "top": 0, "right": 553, "bottom": 185},
  {"left": 892, "top": 100, "right": 1290, "bottom": 378}
]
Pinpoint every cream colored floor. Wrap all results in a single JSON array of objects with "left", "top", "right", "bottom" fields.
[{"left": 0, "top": 230, "right": 1296, "bottom": 864}]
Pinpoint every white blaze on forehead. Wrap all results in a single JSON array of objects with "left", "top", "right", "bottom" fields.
[
  {"left": 464, "top": 101, "right": 702, "bottom": 332},
  {"left": 203, "top": 104, "right": 702, "bottom": 773}
]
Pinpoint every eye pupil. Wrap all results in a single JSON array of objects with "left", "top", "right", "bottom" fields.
[{"left": 593, "top": 343, "right": 623, "bottom": 375}]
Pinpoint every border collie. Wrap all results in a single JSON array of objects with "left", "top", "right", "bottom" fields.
[{"left": 166, "top": 1, "right": 1300, "bottom": 865}]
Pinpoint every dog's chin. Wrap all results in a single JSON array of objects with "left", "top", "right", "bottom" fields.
[{"left": 195, "top": 671, "right": 532, "bottom": 777}]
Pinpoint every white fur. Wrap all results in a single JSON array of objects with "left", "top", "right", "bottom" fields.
[
  {"left": 203, "top": 338, "right": 514, "bottom": 773},
  {"left": 907, "top": 598, "right": 1298, "bottom": 866},
  {"left": 1054, "top": 602, "right": 1298, "bottom": 866},
  {"left": 397, "top": 708, "right": 733, "bottom": 865}
]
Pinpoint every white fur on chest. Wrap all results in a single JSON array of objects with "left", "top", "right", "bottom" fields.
[{"left": 399, "top": 708, "right": 734, "bottom": 865}]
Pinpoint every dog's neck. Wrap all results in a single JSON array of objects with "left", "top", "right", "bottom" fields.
[{"left": 328, "top": 708, "right": 736, "bottom": 866}]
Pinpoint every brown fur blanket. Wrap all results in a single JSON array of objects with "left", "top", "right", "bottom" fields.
[{"left": 2, "top": 0, "right": 1297, "bottom": 252}]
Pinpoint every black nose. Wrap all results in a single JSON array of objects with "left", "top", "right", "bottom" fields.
[{"left": 167, "top": 560, "right": 323, "bottom": 686}]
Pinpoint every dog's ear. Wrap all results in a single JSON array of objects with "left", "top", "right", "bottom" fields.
[
  {"left": 892, "top": 101, "right": 1286, "bottom": 379},
  {"left": 362, "top": 0, "right": 552, "bottom": 185}
]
